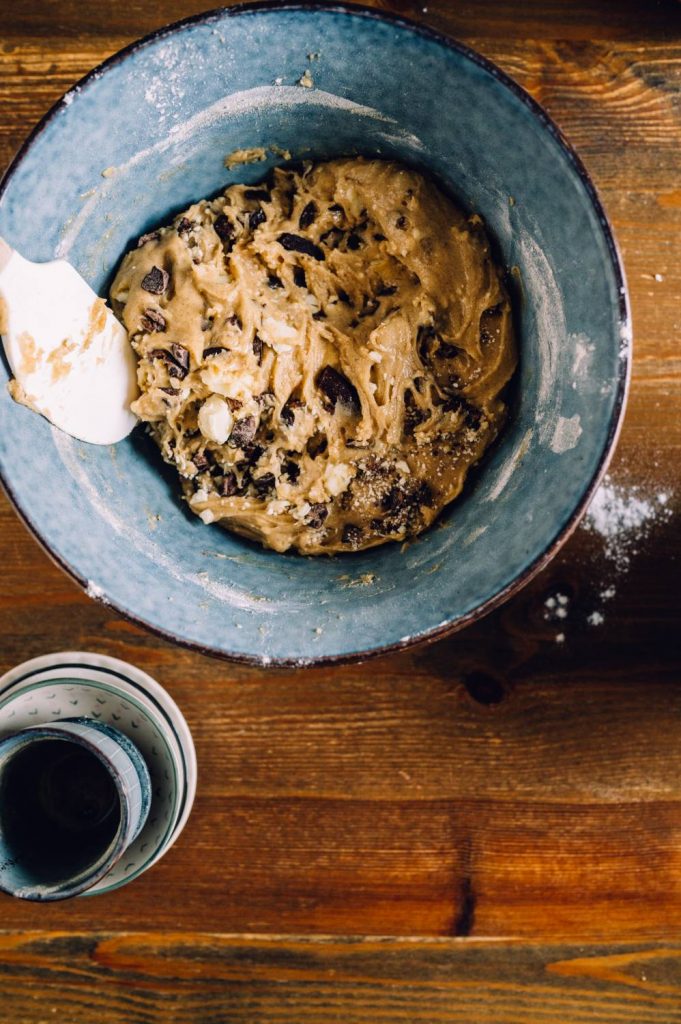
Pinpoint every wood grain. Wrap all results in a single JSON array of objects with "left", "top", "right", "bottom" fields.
[
  {"left": 0, "top": 933, "right": 681, "bottom": 1024},
  {"left": 0, "top": 5, "right": 680, "bottom": 1017}
]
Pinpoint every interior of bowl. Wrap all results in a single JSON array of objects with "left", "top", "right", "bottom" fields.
[{"left": 0, "top": 3, "right": 629, "bottom": 664}]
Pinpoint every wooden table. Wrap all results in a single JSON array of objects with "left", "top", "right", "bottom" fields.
[{"left": 1, "top": 1, "right": 680, "bottom": 1020}]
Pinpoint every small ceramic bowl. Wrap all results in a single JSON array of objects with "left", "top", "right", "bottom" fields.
[
  {"left": 0, "top": 717, "right": 151, "bottom": 900},
  {"left": 0, "top": 652, "right": 196, "bottom": 894},
  {"left": 0, "top": 3, "right": 629, "bottom": 665}
]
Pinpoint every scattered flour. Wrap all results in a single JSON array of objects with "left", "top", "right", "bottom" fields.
[{"left": 581, "top": 475, "right": 673, "bottom": 574}]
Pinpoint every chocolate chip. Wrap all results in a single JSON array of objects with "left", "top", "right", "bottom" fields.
[
  {"left": 281, "top": 396, "right": 302, "bottom": 426},
  {"left": 159, "top": 386, "right": 178, "bottom": 396},
  {"left": 336, "top": 288, "right": 353, "bottom": 307},
  {"left": 177, "top": 217, "right": 193, "bottom": 234},
  {"left": 282, "top": 458, "right": 300, "bottom": 482},
  {"left": 376, "top": 283, "right": 397, "bottom": 296},
  {"left": 277, "top": 233, "right": 325, "bottom": 261},
  {"left": 373, "top": 233, "right": 387, "bottom": 242},
  {"left": 317, "top": 365, "right": 360, "bottom": 413},
  {"left": 228, "top": 416, "right": 257, "bottom": 448},
  {"left": 346, "top": 233, "right": 362, "bottom": 250},
  {"left": 403, "top": 388, "right": 430, "bottom": 434},
  {"left": 150, "top": 344, "right": 190, "bottom": 380},
  {"left": 214, "top": 215, "right": 235, "bottom": 248},
  {"left": 140, "top": 307, "right": 166, "bottom": 332},
  {"left": 298, "top": 200, "right": 318, "bottom": 229},
  {"left": 203, "top": 346, "right": 228, "bottom": 358},
  {"left": 220, "top": 472, "right": 237, "bottom": 497},
  {"left": 382, "top": 486, "right": 406, "bottom": 513},
  {"left": 417, "top": 324, "right": 437, "bottom": 364},
  {"left": 253, "top": 472, "right": 275, "bottom": 495},
  {"left": 438, "top": 342, "right": 463, "bottom": 359},
  {"left": 224, "top": 397, "right": 243, "bottom": 412},
  {"left": 267, "top": 273, "right": 284, "bottom": 289},
  {"left": 137, "top": 230, "right": 160, "bottom": 247},
  {"left": 320, "top": 227, "right": 344, "bottom": 250},
  {"left": 245, "top": 189, "right": 270, "bottom": 201},
  {"left": 193, "top": 451, "right": 210, "bottom": 471},
  {"left": 253, "top": 335, "right": 264, "bottom": 365},
  {"left": 359, "top": 298, "right": 379, "bottom": 319},
  {"left": 396, "top": 215, "right": 407, "bottom": 229},
  {"left": 306, "top": 432, "right": 328, "bottom": 459},
  {"left": 443, "top": 395, "right": 482, "bottom": 430},
  {"left": 306, "top": 503, "right": 328, "bottom": 528},
  {"left": 141, "top": 266, "right": 169, "bottom": 294},
  {"left": 293, "top": 265, "right": 307, "bottom": 288},
  {"left": 414, "top": 481, "right": 434, "bottom": 508},
  {"left": 312, "top": 309, "right": 327, "bottom": 321},
  {"left": 342, "top": 523, "right": 363, "bottom": 546},
  {"left": 249, "top": 207, "right": 267, "bottom": 231}
]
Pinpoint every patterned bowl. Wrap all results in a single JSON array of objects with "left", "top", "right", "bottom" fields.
[
  {"left": 0, "top": 3, "right": 629, "bottom": 665},
  {"left": 0, "top": 652, "right": 196, "bottom": 894}
]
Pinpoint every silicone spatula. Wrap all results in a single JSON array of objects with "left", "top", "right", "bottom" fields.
[{"left": 0, "top": 236, "right": 138, "bottom": 444}]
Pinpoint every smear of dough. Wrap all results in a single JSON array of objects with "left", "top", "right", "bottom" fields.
[
  {"left": 111, "top": 158, "right": 516, "bottom": 554},
  {"left": 224, "top": 147, "right": 268, "bottom": 169}
]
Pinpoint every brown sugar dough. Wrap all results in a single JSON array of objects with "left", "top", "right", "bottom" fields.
[{"left": 110, "top": 158, "right": 517, "bottom": 554}]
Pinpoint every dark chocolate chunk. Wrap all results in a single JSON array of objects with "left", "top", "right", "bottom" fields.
[
  {"left": 298, "top": 200, "right": 318, "bottom": 229},
  {"left": 193, "top": 451, "right": 210, "bottom": 472},
  {"left": 137, "top": 230, "right": 160, "bottom": 247},
  {"left": 252, "top": 335, "right": 264, "bottom": 365},
  {"left": 306, "top": 432, "right": 328, "bottom": 459},
  {"left": 228, "top": 416, "right": 257, "bottom": 448},
  {"left": 177, "top": 217, "right": 193, "bottom": 234},
  {"left": 376, "top": 283, "right": 397, "bottom": 296},
  {"left": 403, "top": 388, "right": 430, "bottom": 434},
  {"left": 293, "top": 265, "right": 307, "bottom": 288},
  {"left": 203, "top": 346, "right": 228, "bottom": 358},
  {"left": 342, "top": 523, "right": 363, "bottom": 546},
  {"left": 224, "top": 397, "right": 243, "bottom": 412},
  {"left": 359, "top": 298, "right": 379, "bottom": 319},
  {"left": 277, "top": 232, "right": 325, "bottom": 261},
  {"left": 414, "top": 481, "right": 434, "bottom": 508},
  {"left": 253, "top": 472, "right": 276, "bottom": 496},
  {"left": 336, "top": 288, "right": 353, "bottom": 307},
  {"left": 320, "top": 227, "right": 344, "bottom": 250},
  {"left": 281, "top": 396, "right": 302, "bottom": 426},
  {"left": 220, "top": 472, "right": 237, "bottom": 497},
  {"left": 141, "top": 266, "right": 169, "bottom": 294},
  {"left": 267, "top": 273, "right": 284, "bottom": 289},
  {"left": 282, "top": 458, "right": 300, "bottom": 482},
  {"left": 245, "top": 189, "right": 271, "bottom": 201},
  {"left": 443, "top": 395, "right": 482, "bottom": 430},
  {"left": 158, "top": 386, "right": 178, "bottom": 396},
  {"left": 346, "top": 233, "right": 362, "bottom": 251},
  {"left": 312, "top": 309, "right": 327, "bottom": 321},
  {"left": 381, "top": 486, "right": 406, "bottom": 513},
  {"left": 306, "top": 503, "right": 328, "bottom": 529},
  {"left": 417, "top": 324, "right": 437, "bottom": 364},
  {"left": 237, "top": 443, "right": 265, "bottom": 468},
  {"left": 438, "top": 342, "right": 463, "bottom": 359},
  {"left": 140, "top": 307, "right": 166, "bottom": 332},
  {"left": 396, "top": 215, "right": 407, "bottom": 229},
  {"left": 317, "top": 366, "right": 360, "bottom": 413},
  {"left": 150, "top": 343, "right": 190, "bottom": 380},
  {"left": 373, "top": 233, "right": 387, "bottom": 242},
  {"left": 249, "top": 207, "right": 267, "bottom": 231},
  {"left": 214, "top": 214, "right": 235, "bottom": 249}
]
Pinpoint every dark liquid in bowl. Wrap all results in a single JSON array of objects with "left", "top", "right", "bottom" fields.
[{"left": 0, "top": 739, "right": 121, "bottom": 886}]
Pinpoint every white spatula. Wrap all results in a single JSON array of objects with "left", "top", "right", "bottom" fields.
[{"left": 0, "top": 237, "right": 138, "bottom": 444}]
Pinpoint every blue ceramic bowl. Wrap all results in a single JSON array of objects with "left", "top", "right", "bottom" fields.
[{"left": 0, "top": 3, "right": 629, "bottom": 665}]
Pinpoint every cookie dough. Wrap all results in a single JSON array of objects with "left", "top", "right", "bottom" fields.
[{"left": 111, "top": 158, "right": 516, "bottom": 554}]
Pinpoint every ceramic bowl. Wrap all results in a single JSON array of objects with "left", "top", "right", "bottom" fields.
[
  {"left": 0, "top": 3, "right": 629, "bottom": 665},
  {"left": 0, "top": 652, "right": 196, "bottom": 894}
]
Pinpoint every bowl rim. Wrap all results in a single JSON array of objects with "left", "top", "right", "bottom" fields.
[{"left": 0, "top": 0, "right": 631, "bottom": 668}]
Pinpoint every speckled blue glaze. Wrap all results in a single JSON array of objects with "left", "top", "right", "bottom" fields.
[{"left": 0, "top": 3, "right": 629, "bottom": 665}]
